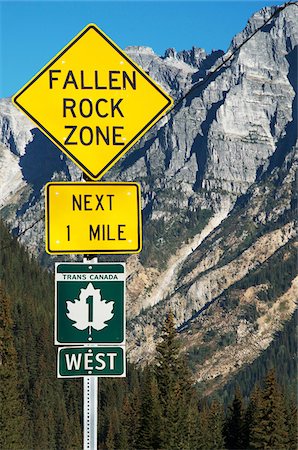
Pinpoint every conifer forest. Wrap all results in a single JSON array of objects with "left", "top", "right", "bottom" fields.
[{"left": 0, "top": 220, "right": 297, "bottom": 449}]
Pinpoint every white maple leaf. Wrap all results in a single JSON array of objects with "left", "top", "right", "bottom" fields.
[{"left": 66, "top": 283, "right": 114, "bottom": 331}]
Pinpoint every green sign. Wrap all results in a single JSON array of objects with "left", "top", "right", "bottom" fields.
[
  {"left": 55, "top": 263, "right": 125, "bottom": 345},
  {"left": 57, "top": 346, "right": 125, "bottom": 378}
]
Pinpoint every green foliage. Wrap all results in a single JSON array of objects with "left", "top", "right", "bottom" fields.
[
  {"left": 224, "top": 371, "right": 296, "bottom": 450},
  {"left": 220, "top": 293, "right": 240, "bottom": 312},
  {"left": 224, "top": 387, "right": 246, "bottom": 449},
  {"left": 0, "top": 221, "right": 82, "bottom": 449},
  {"left": 249, "top": 370, "right": 289, "bottom": 449},
  {"left": 217, "top": 310, "right": 297, "bottom": 405},
  {"left": 188, "top": 343, "right": 213, "bottom": 368},
  {"left": 286, "top": 398, "right": 298, "bottom": 450},
  {"left": 218, "top": 331, "right": 237, "bottom": 347},
  {"left": 196, "top": 400, "right": 225, "bottom": 449},
  {"left": 233, "top": 241, "right": 297, "bottom": 303},
  {"left": 155, "top": 311, "right": 196, "bottom": 449},
  {"left": 0, "top": 285, "right": 30, "bottom": 449},
  {"left": 207, "top": 400, "right": 226, "bottom": 449},
  {"left": 0, "top": 220, "right": 296, "bottom": 450},
  {"left": 238, "top": 303, "right": 259, "bottom": 323},
  {"left": 137, "top": 369, "right": 162, "bottom": 449},
  {"left": 188, "top": 330, "right": 237, "bottom": 371}
]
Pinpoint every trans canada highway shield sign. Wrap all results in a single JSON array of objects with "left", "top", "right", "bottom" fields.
[
  {"left": 12, "top": 23, "right": 173, "bottom": 180},
  {"left": 55, "top": 262, "right": 125, "bottom": 345}
]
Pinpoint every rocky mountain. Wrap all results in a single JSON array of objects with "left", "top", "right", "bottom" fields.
[{"left": 0, "top": 3, "right": 297, "bottom": 392}]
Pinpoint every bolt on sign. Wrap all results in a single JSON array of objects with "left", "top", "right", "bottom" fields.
[
  {"left": 12, "top": 23, "right": 173, "bottom": 180},
  {"left": 45, "top": 182, "right": 142, "bottom": 254},
  {"left": 57, "top": 346, "right": 126, "bottom": 378},
  {"left": 55, "top": 262, "right": 125, "bottom": 345}
]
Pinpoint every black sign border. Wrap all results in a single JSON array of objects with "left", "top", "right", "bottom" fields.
[{"left": 46, "top": 182, "right": 142, "bottom": 254}]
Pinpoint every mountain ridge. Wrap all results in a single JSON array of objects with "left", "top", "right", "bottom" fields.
[{"left": 0, "top": 2, "right": 297, "bottom": 392}]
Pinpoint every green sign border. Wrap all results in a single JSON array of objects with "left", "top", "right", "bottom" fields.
[{"left": 55, "top": 262, "right": 125, "bottom": 345}]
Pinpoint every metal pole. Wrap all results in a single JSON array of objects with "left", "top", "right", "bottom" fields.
[
  {"left": 83, "top": 255, "right": 98, "bottom": 450},
  {"left": 84, "top": 376, "right": 98, "bottom": 450}
]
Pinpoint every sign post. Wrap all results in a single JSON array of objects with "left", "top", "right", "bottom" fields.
[
  {"left": 84, "top": 376, "right": 98, "bottom": 450},
  {"left": 55, "top": 260, "right": 126, "bottom": 448},
  {"left": 12, "top": 21, "right": 173, "bottom": 450},
  {"left": 83, "top": 257, "right": 99, "bottom": 450}
]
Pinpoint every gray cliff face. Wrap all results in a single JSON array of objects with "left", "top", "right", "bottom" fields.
[
  {"left": 0, "top": 4, "right": 297, "bottom": 388},
  {"left": 125, "top": 46, "right": 207, "bottom": 99},
  {"left": 118, "top": 4, "right": 297, "bottom": 221},
  {"left": 1, "top": 5, "right": 296, "bottom": 227},
  {"left": 127, "top": 144, "right": 297, "bottom": 370},
  {"left": 0, "top": 97, "right": 33, "bottom": 156},
  {"left": 0, "top": 98, "right": 33, "bottom": 209}
]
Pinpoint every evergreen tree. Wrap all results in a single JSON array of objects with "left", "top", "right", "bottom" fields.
[
  {"left": 185, "top": 396, "right": 201, "bottom": 450},
  {"left": 0, "top": 284, "right": 30, "bottom": 449},
  {"left": 225, "top": 386, "right": 246, "bottom": 449},
  {"left": 155, "top": 311, "right": 195, "bottom": 450},
  {"left": 105, "top": 418, "right": 116, "bottom": 450},
  {"left": 137, "top": 367, "right": 162, "bottom": 449},
  {"left": 55, "top": 401, "right": 72, "bottom": 450},
  {"left": 31, "top": 355, "right": 56, "bottom": 450},
  {"left": 243, "top": 384, "right": 263, "bottom": 449},
  {"left": 196, "top": 401, "right": 225, "bottom": 450},
  {"left": 0, "top": 221, "right": 83, "bottom": 450},
  {"left": 250, "top": 369, "right": 289, "bottom": 449},
  {"left": 208, "top": 400, "right": 226, "bottom": 449},
  {"left": 196, "top": 405, "right": 210, "bottom": 450},
  {"left": 118, "top": 398, "right": 132, "bottom": 449},
  {"left": 118, "top": 388, "right": 141, "bottom": 449},
  {"left": 285, "top": 398, "right": 298, "bottom": 450},
  {"left": 62, "top": 380, "right": 82, "bottom": 449}
]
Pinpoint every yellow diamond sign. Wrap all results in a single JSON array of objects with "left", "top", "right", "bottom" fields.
[{"left": 13, "top": 24, "right": 173, "bottom": 180}]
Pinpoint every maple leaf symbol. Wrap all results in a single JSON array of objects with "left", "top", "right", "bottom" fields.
[{"left": 66, "top": 283, "right": 114, "bottom": 331}]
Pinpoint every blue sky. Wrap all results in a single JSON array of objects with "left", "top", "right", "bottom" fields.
[{"left": 0, "top": 1, "right": 278, "bottom": 98}]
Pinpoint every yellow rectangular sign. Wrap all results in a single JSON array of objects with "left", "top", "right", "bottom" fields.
[{"left": 45, "top": 182, "right": 142, "bottom": 254}]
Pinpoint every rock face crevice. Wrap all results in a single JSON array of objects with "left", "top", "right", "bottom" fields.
[
  {"left": 266, "top": 45, "right": 297, "bottom": 175},
  {"left": 191, "top": 89, "right": 230, "bottom": 191}
]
